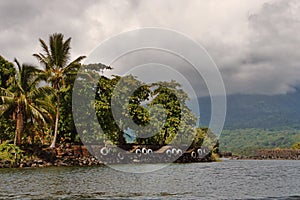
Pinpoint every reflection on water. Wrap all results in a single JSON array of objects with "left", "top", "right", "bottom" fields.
[{"left": 0, "top": 160, "right": 299, "bottom": 199}]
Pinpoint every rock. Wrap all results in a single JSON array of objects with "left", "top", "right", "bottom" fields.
[{"left": 37, "top": 160, "right": 43, "bottom": 164}]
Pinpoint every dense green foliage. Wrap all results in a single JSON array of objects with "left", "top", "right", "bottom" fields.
[
  {"left": 33, "top": 33, "right": 86, "bottom": 148},
  {"left": 0, "top": 59, "right": 54, "bottom": 145},
  {"left": 0, "top": 117, "right": 15, "bottom": 143},
  {"left": 57, "top": 86, "right": 78, "bottom": 143},
  {"left": 220, "top": 128, "right": 300, "bottom": 155},
  {"left": 0, "top": 141, "right": 23, "bottom": 165},
  {"left": 292, "top": 141, "right": 300, "bottom": 149},
  {"left": 0, "top": 33, "right": 211, "bottom": 152},
  {"left": 78, "top": 74, "right": 203, "bottom": 146},
  {"left": 0, "top": 56, "right": 15, "bottom": 89},
  {"left": 0, "top": 56, "right": 16, "bottom": 143}
]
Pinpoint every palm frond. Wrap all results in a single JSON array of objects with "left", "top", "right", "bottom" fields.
[
  {"left": 50, "top": 33, "right": 66, "bottom": 68},
  {"left": 62, "top": 37, "right": 71, "bottom": 67},
  {"left": 0, "top": 87, "right": 14, "bottom": 97},
  {"left": 14, "top": 58, "right": 21, "bottom": 72},
  {"left": 33, "top": 53, "right": 52, "bottom": 70},
  {"left": 0, "top": 104, "right": 12, "bottom": 115},
  {"left": 39, "top": 38, "right": 50, "bottom": 57},
  {"left": 29, "top": 86, "right": 54, "bottom": 100},
  {"left": 0, "top": 91, "right": 15, "bottom": 115},
  {"left": 35, "top": 98, "right": 55, "bottom": 115},
  {"left": 65, "top": 56, "right": 86, "bottom": 72},
  {"left": 28, "top": 104, "right": 47, "bottom": 125},
  {"left": 0, "top": 95, "right": 15, "bottom": 104}
]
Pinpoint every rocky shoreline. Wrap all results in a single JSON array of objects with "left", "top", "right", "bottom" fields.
[
  {"left": 220, "top": 149, "right": 300, "bottom": 160},
  {"left": 0, "top": 144, "right": 215, "bottom": 168},
  {"left": 248, "top": 149, "right": 300, "bottom": 160},
  {"left": 2, "top": 146, "right": 300, "bottom": 168},
  {"left": 0, "top": 144, "right": 104, "bottom": 168}
]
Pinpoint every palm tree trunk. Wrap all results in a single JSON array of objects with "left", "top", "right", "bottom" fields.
[
  {"left": 118, "top": 131, "right": 126, "bottom": 145},
  {"left": 14, "top": 110, "right": 23, "bottom": 145},
  {"left": 30, "top": 118, "right": 34, "bottom": 144},
  {"left": 163, "top": 129, "right": 168, "bottom": 145},
  {"left": 14, "top": 128, "right": 17, "bottom": 145},
  {"left": 50, "top": 90, "right": 60, "bottom": 148}
]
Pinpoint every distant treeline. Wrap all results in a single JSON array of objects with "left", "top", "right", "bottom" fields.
[{"left": 220, "top": 128, "right": 300, "bottom": 155}]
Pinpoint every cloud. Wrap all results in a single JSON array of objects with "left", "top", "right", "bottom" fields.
[
  {"left": 0, "top": 0, "right": 299, "bottom": 96},
  {"left": 211, "top": 0, "right": 300, "bottom": 95}
]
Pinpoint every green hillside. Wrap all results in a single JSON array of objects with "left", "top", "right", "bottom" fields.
[
  {"left": 196, "top": 89, "right": 300, "bottom": 155},
  {"left": 219, "top": 128, "right": 300, "bottom": 155}
]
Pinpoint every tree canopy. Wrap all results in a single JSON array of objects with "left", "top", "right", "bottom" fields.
[
  {"left": 0, "top": 33, "right": 215, "bottom": 150},
  {"left": 0, "top": 59, "right": 54, "bottom": 145}
]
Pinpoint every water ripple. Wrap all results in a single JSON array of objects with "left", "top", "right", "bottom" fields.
[{"left": 0, "top": 160, "right": 299, "bottom": 199}]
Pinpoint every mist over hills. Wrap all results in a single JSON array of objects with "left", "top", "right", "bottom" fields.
[{"left": 198, "top": 88, "right": 300, "bottom": 130}]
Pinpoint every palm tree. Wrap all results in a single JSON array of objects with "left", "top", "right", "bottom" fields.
[
  {"left": 0, "top": 59, "right": 54, "bottom": 145},
  {"left": 33, "top": 33, "right": 85, "bottom": 148}
]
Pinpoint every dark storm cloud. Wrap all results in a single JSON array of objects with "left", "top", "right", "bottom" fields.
[
  {"left": 202, "top": 0, "right": 300, "bottom": 95},
  {"left": 0, "top": 0, "right": 299, "bottom": 96},
  {"left": 0, "top": 0, "right": 97, "bottom": 64},
  {"left": 0, "top": 1, "right": 41, "bottom": 27},
  {"left": 236, "top": 0, "right": 300, "bottom": 94}
]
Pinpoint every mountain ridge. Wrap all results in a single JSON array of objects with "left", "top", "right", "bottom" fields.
[{"left": 198, "top": 88, "right": 300, "bottom": 129}]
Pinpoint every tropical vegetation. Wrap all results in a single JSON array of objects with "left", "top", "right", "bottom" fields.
[
  {"left": 220, "top": 128, "right": 300, "bottom": 155},
  {"left": 33, "top": 33, "right": 86, "bottom": 148},
  {"left": 0, "top": 33, "right": 214, "bottom": 158},
  {"left": 0, "top": 58, "right": 53, "bottom": 145}
]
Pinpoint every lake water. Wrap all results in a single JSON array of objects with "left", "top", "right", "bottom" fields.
[{"left": 0, "top": 160, "right": 299, "bottom": 199}]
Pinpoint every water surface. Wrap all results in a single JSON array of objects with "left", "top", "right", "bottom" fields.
[{"left": 0, "top": 160, "right": 299, "bottom": 199}]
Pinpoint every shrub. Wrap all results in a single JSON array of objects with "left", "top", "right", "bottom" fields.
[
  {"left": 292, "top": 142, "right": 300, "bottom": 149},
  {"left": 0, "top": 141, "right": 23, "bottom": 166}
]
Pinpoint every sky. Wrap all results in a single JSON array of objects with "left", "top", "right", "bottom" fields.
[{"left": 1, "top": 0, "right": 300, "bottom": 96}]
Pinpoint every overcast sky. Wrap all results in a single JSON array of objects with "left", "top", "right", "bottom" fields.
[{"left": 1, "top": 0, "right": 300, "bottom": 96}]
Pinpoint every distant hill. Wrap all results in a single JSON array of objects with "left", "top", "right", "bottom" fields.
[
  {"left": 196, "top": 89, "right": 300, "bottom": 154},
  {"left": 198, "top": 88, "right": 300, "bottom": 129},
  {"left": 219, "top": 128, "right": 300, "bottom": 155}
]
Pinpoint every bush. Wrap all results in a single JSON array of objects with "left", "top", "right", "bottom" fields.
[
  {"left": 0, "top": 141, "right": 23, "bottom": 166},
  {"left": 292, "top": 142, "right": 300, "bottom": 149},
  {"left": 0, "top": 117, "right": 15, "bottom": 142}
]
